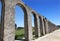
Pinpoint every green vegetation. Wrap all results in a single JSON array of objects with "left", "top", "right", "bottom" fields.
[
  {"left": 15, "top": 27, "right": 38, "bottom": 40},
  {"left": 15, "top": 27, "right": 24, "bottom": 40}
]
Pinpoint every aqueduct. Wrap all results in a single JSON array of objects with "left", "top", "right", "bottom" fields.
[{"left": 0, "top": 0, "right": 59, "bottom": 41}]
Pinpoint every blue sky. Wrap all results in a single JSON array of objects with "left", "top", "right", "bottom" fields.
[
  {"left": 0, "top": 0, "right": 60, "bottom": 27},
  {"left": 22, "top": 0, "right": 60, "bottom": 25}
]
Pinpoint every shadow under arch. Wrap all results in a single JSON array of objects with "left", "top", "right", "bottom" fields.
[
  {"left": 14, "top": 3, "right": 28, "bottom": 41},
  {"left": 0, "top": 0, "right": 5, "bottom": 41}
]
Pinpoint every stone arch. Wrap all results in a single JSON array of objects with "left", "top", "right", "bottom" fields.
[
  {"left": 13, "top": 2, "right": 32, "bottom": 41},
  {"left": 39, "top": 16, "right": 44, "bottom": 36},
  {"left": 14, "top": 3, "right": 27, "bottom": 40},
  {"left": 45, "top": 18, "right": 49, "bottom": 34},
  {"left": 0, "top": 0, "right": 33, "bottom": 41},
  {"left": 15, "top": 3, "right": 27, "bottom": 15},
  {"left": 39, "top": 16, "right": 46, "bottom": 35},
  {"left": 31, "top": 12, "right": 41, "bottom": 37},
  {"left": 43, "top": 18, "right": 49, "bottom": 34}
]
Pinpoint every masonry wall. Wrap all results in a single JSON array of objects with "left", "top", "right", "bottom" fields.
[
  {"left": 48, "top": 21, "right": 58, "bottom": 33},
  {"left": 0, "top": 0, "right": 59, "bottom": 41}
]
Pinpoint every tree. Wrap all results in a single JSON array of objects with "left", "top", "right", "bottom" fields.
[{"left": 15, "top": 24, "right": 17, "bottom": 30}]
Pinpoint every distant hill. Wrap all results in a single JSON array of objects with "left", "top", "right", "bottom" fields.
[
  {"left": 17, "top": 27, "right": 34, "bottom": 30},
  {"left": 17, "top": 27, "right": 24, "bottom": 29}
]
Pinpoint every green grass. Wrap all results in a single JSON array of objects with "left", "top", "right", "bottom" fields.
[
  {"left": 15, "top": 27, "right": 38, "bottom": 40},
  {"left": 15, "top": 28, "right": 24, "bottom": 40}
]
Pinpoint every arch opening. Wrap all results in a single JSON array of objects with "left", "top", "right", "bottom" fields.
[
  {"left": 15, "top": 4, "right": 26, "bottom": 41},
  {"left": 31, "top": 12, "right": 39, "bottom": 39},
  {"left": 30, "top": 13, "right": 35, "bottom": 40}
]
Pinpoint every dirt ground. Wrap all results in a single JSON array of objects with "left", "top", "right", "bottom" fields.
[{"left": 35, "top": 29, "right": 60, "bottom": 41}]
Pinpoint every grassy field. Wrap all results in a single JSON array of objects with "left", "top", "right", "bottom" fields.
[
  {"left": 15, "top": 27, "right": 38, "bottom": 40},
  {"left": 15, "top": 28, "right": 24, "bottom": 40}
]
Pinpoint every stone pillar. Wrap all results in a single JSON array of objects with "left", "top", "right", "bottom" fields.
[
  {"left": 43, "top": 19, "right": 46, "bottom": 34},
  {"left": 34, "top": 14, "right": 40, "bottom": 37},
  {"left": 39, "top": 16, "right": 43, "bottom": 36},
  {"left": 44, "top": 18, "right": 49, "bottom": 34},
  {"left": 39, "top": 16, "right": 45, "bottom": 35},
  {"left": 24, "top": 8, "right": 32, "bottom": 41},
  {"left": 37, "top": 15, "right": 41, "bottom": 37},
  {"left": 1, "top": 0, "right": 15, "bottom": 41}
]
